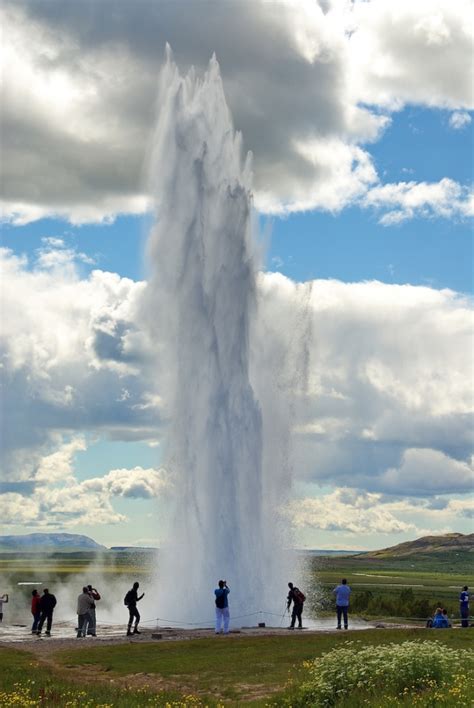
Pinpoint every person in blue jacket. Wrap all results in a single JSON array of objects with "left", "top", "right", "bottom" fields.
[
  {"left": 333, "top": 578, "right": 351, "bottom": 630},
  {"left": 214, "top": 580, "right": 230, "bottom": 634},
  {"left": 459, "top": 586, "right": 469, "bottom": 628},
  {"left": 431, "top": 607, "right": 449, "bottom": 628}
]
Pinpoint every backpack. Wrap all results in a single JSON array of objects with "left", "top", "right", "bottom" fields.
[
  {"left": 293, "top": 587, "right": 306, "bottom": 604},
  {"left": 215, "top": 590, "right": 226, "bottom": 609},
  {"left": 124, "top": 590, "right": 133, "bottom": 606}
]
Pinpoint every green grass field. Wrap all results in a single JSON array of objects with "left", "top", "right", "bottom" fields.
[
  {"left": 309, "top": 554, "right": 472, "bottom": 621},
  {"left": 1, "top": 629, "right": 473, "bottom": 706}
]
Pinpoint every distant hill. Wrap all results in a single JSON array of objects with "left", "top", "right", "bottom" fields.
[
  {"left": 110, "top": 546, "right": 158, "bottom": 552},
  {"left": 0, "top": 533, "right": 106, "bottom": 552},
  {"left": 354, "top": 533, "right": 473, "bottom": 560},
  {"left": 297, "top": 549, "right": 361, "bottom": 557}
]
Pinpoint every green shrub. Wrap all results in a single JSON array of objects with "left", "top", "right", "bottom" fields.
[{"left": 282, "top": 640, "right": 473, "bottom": 707}]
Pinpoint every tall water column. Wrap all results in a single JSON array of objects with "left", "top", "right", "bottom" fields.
[{"left": 147, "top": 50, "right": 286, "bottom": 624}]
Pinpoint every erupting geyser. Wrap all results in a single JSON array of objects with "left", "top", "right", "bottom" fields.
[{"left": 147, "top": 49, "right": 289, "bottom": 625}]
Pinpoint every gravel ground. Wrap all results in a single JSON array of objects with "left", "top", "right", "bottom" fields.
[{"left": 0, "top": 617, "right": 409, "bottom": 657}]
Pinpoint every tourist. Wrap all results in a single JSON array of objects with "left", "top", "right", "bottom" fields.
[
  {"left": 431, "top": 607, "right": 449, "bottom": 628},
  {"left": 333, "top": 578, "right": 351, "bottom": 630},
  {"left": 287, "top": 582, "right": 305, "bottom": 629},
  {"left": 124, "top": 581, "right": 144, "bottom": 636},
  {"left": 0, "top": 593, "right": 9, "bottom": 622},
  {"left": 459, "top": 585, "right": 469, "bottom": 628},
  {"left": 36, "top": 588, "right": 57, "bottom": 636},
  {"left": 87, "top": 584, "right": 101, "bottom": 636},
  {"left": 77, "top": 586, "right": 94, "bottom": 638},
  {"left": 214, "top": 580, "right": 230, "bottom": 634},
  {"left": 31, "top": 590, "right": 41, "bottom": 634},
  {"left": 442, "top": 609, "right": 452, "bottom": 628}
]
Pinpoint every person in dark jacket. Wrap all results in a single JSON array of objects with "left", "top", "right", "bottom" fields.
[
  {"left": 214, "top": 580, "right": 230, "bottom": 634},
  {"left": 125, "top": 581, "right": 144, "bottom": 636},
  {"left": 287, "top": 582, "right": 305, "bottom": 629},
  {"left": 460, "top": 585, "right": 469, "bottom": 628},
  {"left": 0, "top": 593, "right": 9, "bottom": 622},
  {"left": 31, "top": 590, "right": 41, "bottom": 634},
  {"left": 36, "top": 588, "right": 57, "bottom": 636},
  {"left": 86, "top": 584, "right": 101, "bottom": 636}
]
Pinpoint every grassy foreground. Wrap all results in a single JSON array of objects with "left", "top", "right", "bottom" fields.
[{"left": 1, "top": 629, "right": 473, "bottom": 706}]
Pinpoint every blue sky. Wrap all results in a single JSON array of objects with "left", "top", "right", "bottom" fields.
[{"left": 1, "top": 0, "right": 472, "bottom": 551}]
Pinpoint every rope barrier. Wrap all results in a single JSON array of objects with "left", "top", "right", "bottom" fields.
[{"left": 44, "top": 609, "right": 474, "bottom": 629}]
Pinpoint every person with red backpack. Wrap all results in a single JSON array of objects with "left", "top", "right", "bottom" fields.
[{"left": 287, "top": 582, "right": 305, "bottom": 629}]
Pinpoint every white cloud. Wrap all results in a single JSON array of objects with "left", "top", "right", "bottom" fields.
[
  {"left": 256, "top": 273, "right": 473, "bottom": 496},
  {"left": 0, "top": 247, "right": 158, "bottom": 481},
  {"left": 449, "top": 111, "right": 472, "bottom": 130},
  {"left": 363, "top": 178, "right": 474, "bottom": 224},
  {"left": 0, "top": 434, "right": 169, "bottom": 529},
  {"left": 256, "top": 139, "right": 378, "bottom": 215},
  {"left": 285, "top": 486, "right": 474, "bottom": 537},
  {"left": 381, "top": 448, "right": 474, "bottom": 495},
  {"left": 0, "top": 0, "right": 471, "bottom": 222},
  {"left": 286, "top": 489, "right": 417, "bottom": 535},
  {"left": 0, "top": 494, "right": 41, "bottom": 526},
  {"left": 446, "top": 497, "right": 474, "bottom": 518},
  {"left": 1, "top": 250, "right": 472, "bottom": 517},
  {"left": 349, "top": 0, "right": 474, "bottom": 110},
  {"left": 35, "top": 437, "right": 86, "bottom": 484},
  {"left": 82, "top": 466, "right": 170, "bottom": 499}
]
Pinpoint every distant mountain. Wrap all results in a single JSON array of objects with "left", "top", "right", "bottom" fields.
[
  {"left": 354, "top": 533, "right": 473, "bottom": 559},
  {"left": 0, "top": 533, "right": 106, "bottom": 551},
  {"left": 110, "top": 546, "right": 158, "bottom": 552}
]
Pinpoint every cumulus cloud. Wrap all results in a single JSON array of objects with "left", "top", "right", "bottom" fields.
[
  {"left": 381, "top": 448, "right": 473, "bottom": 495},
  {"left": 0, "top": 435, "right": 169, "bottom": 529},
  {"left": 349, "top": 0, "right": 473, "bottom": 109},
  {"left": 82, "top": 466, "right": 169, "bottom": 499},
  {"left": 286, "top": 489, "right": 417, "bottom": 535},
  {"left": 285, "top": 487, "right": 474, "bottom": 537},
  {"left": 1, "top": 250, "right": 472, "bottom": 529},
  {"left": 0, "top": 0, "right": 472, "bottom": 222},
  {"left": 0, "top": 247, "right": 159, "bottom": 482},
  {"left": 449, "top": 111, "right": 472, "bottom": 130},
  {"left": 363, "top": 178, "right": 474, "bottom": 224},
  {"left": 35, "top": 437, "right": 86, "bottom": 485},
  {"left": 256, "top": 272, "right": 473, "bottom": 496}
]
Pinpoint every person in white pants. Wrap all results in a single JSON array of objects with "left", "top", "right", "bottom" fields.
[{"left": 214, "top": 580, "right": 230, "bottom": 634}]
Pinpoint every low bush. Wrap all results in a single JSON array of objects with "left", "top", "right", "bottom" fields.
[{"left": 282, "top": 639, "right": 474, "bottom": 707}]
